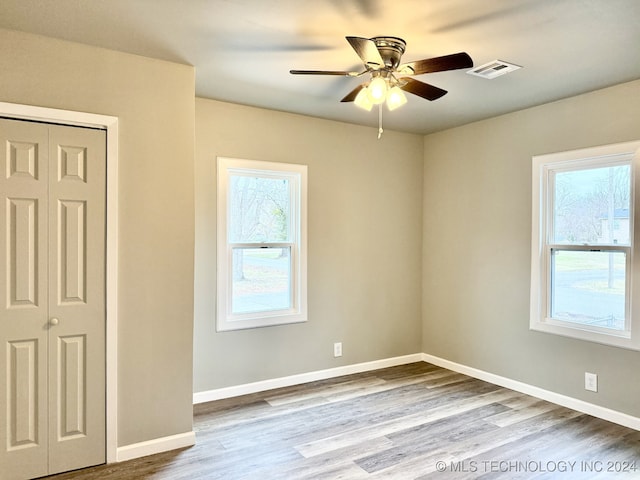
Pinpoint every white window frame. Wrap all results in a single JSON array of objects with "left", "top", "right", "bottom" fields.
[
  {"left": 530, "top": 140, "right": 640, "bottom": 350},
  {"left": 217, "top": 157, "right": 307, "bottom": 331}
]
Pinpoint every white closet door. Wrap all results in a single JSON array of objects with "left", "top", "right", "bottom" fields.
[
  {"left": 47, "top": 124, "right": 106, "bottom": 475},
  {"left": 0, "top": 119, "right": 50, "bottom": 480},
  {"left": 0, "top": 118, "right": 106, "bottom": 479}
]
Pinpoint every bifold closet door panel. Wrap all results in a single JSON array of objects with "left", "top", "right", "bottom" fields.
[{"left": 0, "top": 119, "right": 50, "bottom": 480}]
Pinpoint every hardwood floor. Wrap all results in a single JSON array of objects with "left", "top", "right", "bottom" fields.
[{"left": 46, "top": 362, "right": 640, "bottom": 479}]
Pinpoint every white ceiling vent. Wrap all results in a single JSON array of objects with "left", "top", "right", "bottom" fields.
[{"left": 467, "top": 60, "right": 522, "bottom": 79}]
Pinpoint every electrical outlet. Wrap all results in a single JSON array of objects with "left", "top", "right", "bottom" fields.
[
  {"left": 585, "top": 372, "right": 598, "bottom": 392},
  {"left": 333, "top": 342, "right": 342, "bottom": 357}
]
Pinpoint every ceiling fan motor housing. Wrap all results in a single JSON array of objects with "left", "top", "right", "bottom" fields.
[{"left": 371, "top": 36, "right": 406, "bottom": 69}]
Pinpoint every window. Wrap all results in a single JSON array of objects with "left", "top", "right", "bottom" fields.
[
  {"left": 217, "top": 157, "right": 307, "bottom": 331},
  {"left": 530, "top": 140, "right": 640, "bottom": 349}
]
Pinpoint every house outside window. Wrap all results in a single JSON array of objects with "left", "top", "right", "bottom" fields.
[
  {"left": 598, "top": 209, "right": 629, "bottom": 244},
  {"left": 530, "top": 140, "right": 640, "bottom": 350},
  {"left": 217, "top": 157, "right": 307, "bottom": 331}
]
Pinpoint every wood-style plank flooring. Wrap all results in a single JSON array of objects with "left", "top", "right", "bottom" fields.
[{"left": 46, "top": 362, "right": 640, "bottom": 479}]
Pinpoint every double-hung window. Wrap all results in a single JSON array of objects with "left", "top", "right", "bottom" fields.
[
  {"left": 530, "top": 140, "right": 640, "bottom": 349},
  {"left": 217, "top": 157, "right": 307, "bottom": 331}
]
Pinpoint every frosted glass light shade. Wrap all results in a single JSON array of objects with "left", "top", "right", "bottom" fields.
[
  {"left": 354, "top": 87, "right": 373, "bottom": 111},
  {"left": 367, "top": 77, "right": 388, "bottom": 105},
  {"left": 386, "top": 86, "right": 407, "bottom": 111}
]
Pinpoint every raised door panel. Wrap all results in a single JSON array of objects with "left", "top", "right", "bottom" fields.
[
  {"left": 8, "top": 198, "right": 39, "bottom": 307},
  {"left": 7, "top": 340, "right": 39, "bottom": 448},
  {"left": 58, "top": 200, "right": 87, "bottom": 304},
  {"left": 47, "top": 125, "right": 106, "bottom": 475},
  {"left": 57, "top": 335, "right": 87, "bottom": 439},
  {"left": 0, "top": 119, "right": 49, "bottom": 480}
]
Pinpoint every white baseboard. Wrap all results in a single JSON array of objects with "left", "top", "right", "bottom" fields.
[
  {"left": 193, "top": 353, "right": 423, "bottom": 404},
  {"left": 116, "top": 431, "right": 196, "bottom": 463},
  {"left": 193, "top": 352, "right": 639, "bottom": 433},
  {"left": 422, "top": 353, "right": 640, "bottom": 431}
]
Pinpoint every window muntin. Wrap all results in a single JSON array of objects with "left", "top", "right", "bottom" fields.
[
  {"left": 217, "top": 158, "right": 307, "bottom": 331},
  {"left": 531, "top": 141, "right": 640, "bottom": 350}
]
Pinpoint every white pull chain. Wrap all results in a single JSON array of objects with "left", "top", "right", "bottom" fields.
[{"left": 377, "top": 104, "right": 384, "bottom": 139}]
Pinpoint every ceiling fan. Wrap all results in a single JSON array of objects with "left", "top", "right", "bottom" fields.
[{"left": 290, "top": 36, "right": 473, "bottom": 112}]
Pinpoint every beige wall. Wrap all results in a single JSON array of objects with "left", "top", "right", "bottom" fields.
[
  {"left": 422, "top": 80, "right": 640, "bottom": 417},
  {"left": 0, "top": 28, "right": 195, "bottom": 446},
  {"left": 4, "top": 24, "right": 637, "bottom": 453},
  {"left": 193, "top": 98, "right": 424, "bottom": 391}
]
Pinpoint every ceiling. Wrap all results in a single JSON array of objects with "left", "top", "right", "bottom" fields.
[{"left": 1, "top": 0, "right": 639, "bottom": 134}]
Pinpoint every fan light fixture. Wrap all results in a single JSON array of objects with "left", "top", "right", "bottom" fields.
[{"left": 353, "top": 78, "right": 408, "bottom": 112}]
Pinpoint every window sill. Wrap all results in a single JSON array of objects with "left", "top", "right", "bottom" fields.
[
  {"left": 217, "top": 312, "right": 307, "bottom": 332},
  {"left": 530, "top": 320, "right": 640, "bottom": 351}
]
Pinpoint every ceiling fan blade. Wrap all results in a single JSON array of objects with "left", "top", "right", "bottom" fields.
[
  {"left": 340, "top": 84, "right": 365, "bottom": 102},
  {"left": 398, "top": 52, "right": 473, "bottom": 75},
  {"left": 345, "top": 36, "right": 385, "bottom": 68},
  {"left": 399, "top": 78, "right": 447, "bottom": 101},
  {"left": 290, "top": 69, "right": 361, "bottom": 76}
]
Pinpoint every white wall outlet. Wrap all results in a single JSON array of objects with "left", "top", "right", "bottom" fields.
[
  {"left": 333, "top": 342, "right": 342, "bottom": 357},
  {"left": 585, "top": 372, "right": 598, "bottom": 392}
]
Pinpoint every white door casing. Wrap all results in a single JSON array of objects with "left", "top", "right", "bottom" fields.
[
  {"left": 0, "top": 118, "right": 107, "bottom": 478},
  {"left": 0, "top": 101, "right": 119, "bottom": 467}
]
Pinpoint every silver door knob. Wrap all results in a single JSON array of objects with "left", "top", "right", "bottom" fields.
[{"left": 50, "top": 317, "right": 60, "bottom": 326}]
